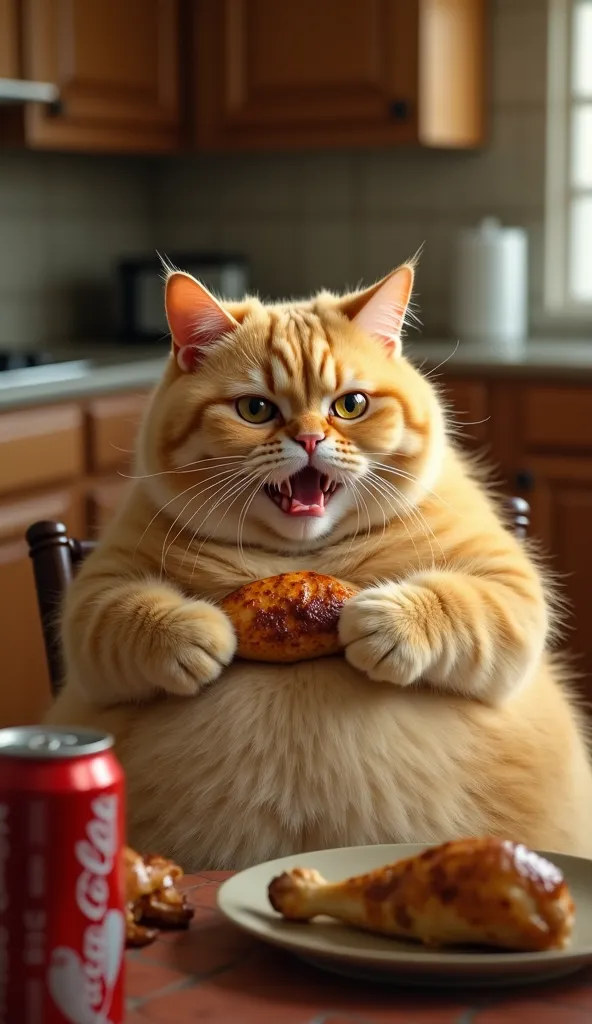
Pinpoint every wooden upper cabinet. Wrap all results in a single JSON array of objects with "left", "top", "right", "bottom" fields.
[
  {"left": 194, "top": 0, "right": 486, "bottom": 150},
  {"left": 17, "top": 0, "right": 181, "bottom": 152},
  {"left": 0, "top": 0, "right": 19, "bottom": 78}
]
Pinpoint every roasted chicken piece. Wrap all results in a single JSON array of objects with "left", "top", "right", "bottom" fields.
[
  {"left": 268, "top": 838, "right": 575, "bottom": 952},
  {"left": 220, "top": 571, "right": 357, "bottom": 663},
  {"left": 124, "top": 846, "right": 194, "bottom": 947}
]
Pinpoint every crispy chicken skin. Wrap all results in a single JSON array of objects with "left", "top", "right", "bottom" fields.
[
  {"left": 220, "top": 572, "right": 357, "bottom": 662},
  {"left": 124, "top": 846, "right": 194, "bottom": 947},
  {"left": 268, "top": 838, "right": 575, "bottom": 952}
]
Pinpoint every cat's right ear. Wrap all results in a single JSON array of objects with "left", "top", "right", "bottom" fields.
[{"left": 165, "top": 271, "right": 239, "bottom": 372}]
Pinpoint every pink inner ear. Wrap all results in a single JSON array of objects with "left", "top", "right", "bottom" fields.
[
  {"left": 352, "top": 266, "right": 414, "bottom": 356},
  {"left": 165, "top": 272, "right": 238, "bottom": 371}
]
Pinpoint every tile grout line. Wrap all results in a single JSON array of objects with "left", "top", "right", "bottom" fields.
[{"left": 127, "top": 948, "right": 260, "bottom": 1010}]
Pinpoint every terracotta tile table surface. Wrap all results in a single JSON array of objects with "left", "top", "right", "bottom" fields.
[{"left": 125, "top": 871, "right": 592, "bottom": 1023}]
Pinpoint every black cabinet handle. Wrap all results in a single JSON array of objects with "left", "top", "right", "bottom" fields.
[
  {"left": 48, "top": 98, "right": 64, "bottom": 117},
  {"left": 515, "top": 469, "right": 534, "bottom": 491},
  {"left": 388, "top": 99, "right": 410, "bottom": 122}
]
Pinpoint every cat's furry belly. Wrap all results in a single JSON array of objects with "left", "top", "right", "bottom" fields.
[{"left": 48, "top": 658, "right": 592, "bottom": 870}]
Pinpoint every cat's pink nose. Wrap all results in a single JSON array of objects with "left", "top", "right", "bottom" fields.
[{"left": 295, "top": 433, "right": 325, "bottom": 456}]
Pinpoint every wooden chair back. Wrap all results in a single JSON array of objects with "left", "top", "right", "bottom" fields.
[
  {"left": 26, "top": 521, "right": 97, "bottom": 695},
  {"left": 26, "top": 496, "right": 530, "bottom": 696}
]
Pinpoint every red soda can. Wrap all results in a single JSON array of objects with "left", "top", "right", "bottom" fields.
[{"left": 0, "top": 726, "right": 125, "bottom": 1024}]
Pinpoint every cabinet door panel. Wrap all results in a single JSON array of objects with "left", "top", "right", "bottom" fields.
[
  {"left": 0, "top": 404, "right": 84, "bottom": 498},
  {"left": 518, "top": 456, "right": 592, "bottom": 697},
  {"left": 22, "top": 0, "right": 180, "bottom": 151},
  {"left": 196, "top": 0, "right": 419, "bottom": 146},
  {"left": 523, "top": 386, "right": 592, "bottom": 453}
]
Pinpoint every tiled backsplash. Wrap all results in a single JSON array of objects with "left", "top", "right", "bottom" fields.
[
  {"left": 0, "top": 0, "right": 548, "bottom": 348},
  {"left": 0, "top": 153, "right": 157, "bottom": 347}
]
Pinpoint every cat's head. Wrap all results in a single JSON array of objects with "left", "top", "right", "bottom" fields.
[{"left": 139, "top": 264, "right": 444, "bottom": 552}]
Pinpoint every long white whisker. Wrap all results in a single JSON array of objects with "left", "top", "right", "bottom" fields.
[
  {"left": 236, "top": 472, "right": 272, "bottom": 575},
  {"left": 367, "top": 470, "right": 445, "bottom": 568},
  {"left": 189, "top": 469, "right": 264, "bottom": 577},
  {"left": 341, "top": 480, "right": 364, "bottom": 565},
  {"left": 122, "top": 456, "right": 246, "bottom": 481},
  {"left": 186, "top": 469, "right": 264, "bottom": 567},
  {"left": 160, "top": 467, "right": 245, "bottom": 575},
  {"left": 171, "top": 470, "right": 256, "bottom": 572},
  {"left": 361, "top": 474, "right": 425, "bottom": 568},
  {"left": 134, "top": 479, "right": 204, "bottom": 559},
  {"left": 350, "top": 479, "right": 384, "bottom": 554},
  {"left": 420, "top": 341, "right": 460, "bottom": 379},
  {"left": 369, "top": 461, "right": 455, "bottom": 512}
]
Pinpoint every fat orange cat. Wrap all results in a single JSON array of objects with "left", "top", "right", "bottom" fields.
[{"left": 47, "top": 263, "right": 592, "bottom": 869}]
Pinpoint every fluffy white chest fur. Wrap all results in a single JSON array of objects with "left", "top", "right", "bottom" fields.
[{"left": 50, "top": 655, "right": 592, "bottom": 871}]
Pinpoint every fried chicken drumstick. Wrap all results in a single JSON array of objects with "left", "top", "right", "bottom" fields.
[
  {"left": 268, "top": 838, "right": 575, "bottom": 952},
  {"left": 220, "top": 572, "right": 357, "bottom": 662},
  {"left": 124, "top": 846, "right": 194, "bottom": 947}
]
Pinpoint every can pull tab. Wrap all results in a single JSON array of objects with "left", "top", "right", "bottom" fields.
[
  {"left": 0, "top": 725, "right": 114, "bottom": 757},
  {"left": 26, "top": 731, "right": 79, "bottom": 752}
]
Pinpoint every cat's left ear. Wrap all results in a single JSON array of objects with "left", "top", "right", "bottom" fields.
[
  {"left": 338, "top": 264, "right": 414, "bottom": 357},
  {"left": 165, "top": 271, "right": 239, "bottom": 372}
]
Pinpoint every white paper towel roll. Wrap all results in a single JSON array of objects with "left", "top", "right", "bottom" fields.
[{"left": 451, "top": 218, "right": 528, "bottom": 349}]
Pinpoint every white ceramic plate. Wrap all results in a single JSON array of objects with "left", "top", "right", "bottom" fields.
[{"left": 217, "top": 843, "right": 592, "bottom": 987}]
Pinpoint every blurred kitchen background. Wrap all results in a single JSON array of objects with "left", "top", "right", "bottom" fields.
[
  {"left": 4, "top": 0, "right": 592, "bottom": 726},
  {"left": 0, "top": 0, "right": 570, "bottom": 350}
]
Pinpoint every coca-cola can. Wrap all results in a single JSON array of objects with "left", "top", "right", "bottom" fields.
[{"left": 0, "top": 726, "right": 125, "bottom": 1024}]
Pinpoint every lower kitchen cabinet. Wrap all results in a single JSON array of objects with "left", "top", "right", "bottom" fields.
[{"left": 0, "top": 390, "right": 148, "bottom": 726}]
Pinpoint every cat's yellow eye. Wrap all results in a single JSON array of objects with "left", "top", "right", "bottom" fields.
[
  {"left": 332, "top": 393, "right": 368, "bottom": 420},
  {"left": 236, "top": 396, "right": 277, "bottom": 424}
]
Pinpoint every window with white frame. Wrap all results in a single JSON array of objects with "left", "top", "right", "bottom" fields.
[{"left": 546, "top": 0, "right": 592, "bottom": 309}]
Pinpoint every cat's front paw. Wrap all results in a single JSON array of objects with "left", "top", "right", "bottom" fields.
[
  {"left": 150, "top": 600, "right": 237, "bottom": 696},
  {"left": 338, "top": 583, "right": 438, "bottom": 687}
]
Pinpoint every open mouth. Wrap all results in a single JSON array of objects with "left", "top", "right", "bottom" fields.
[{"left": 264, "top": 467, "right": 340, "bottom": 517}]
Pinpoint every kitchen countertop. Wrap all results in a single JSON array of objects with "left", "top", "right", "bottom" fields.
[
  {"left": 0, "top": 347, "right": 167, "bottom": 410},
  {"left": 2, "top": 338, "right": 592, "bottom": 411},
  {"left": 405, "top": 338, "right": 592, "bottom": 379},
  {"left": 127, "top": 870, "right": 592, "bottom": 1023}
]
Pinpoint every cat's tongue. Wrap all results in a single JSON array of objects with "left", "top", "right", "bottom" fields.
[{"left": 289, "top": 467, "right": 325, "bottom": 516}]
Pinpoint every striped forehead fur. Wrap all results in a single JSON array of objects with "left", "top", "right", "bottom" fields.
[{"left": 268, "top": 310, "right": 338, "bottom": 396}]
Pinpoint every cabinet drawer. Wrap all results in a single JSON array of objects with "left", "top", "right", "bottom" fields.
[
  {"left": 441, "top": 378, "right": 489, "bottom": 445},
  {"left": 87, "top": 393, "right": 147, "bottom": 472},
  {"left": 523, "top": 386, "right": 592, "bottom": 452},
  {"left": 0, "top": 404, "right": 84, "bottom": 497},
  {"left": 0, "top": 488, "right": 83, "bottom": 544}
]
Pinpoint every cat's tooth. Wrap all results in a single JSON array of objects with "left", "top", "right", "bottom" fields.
[
  {"left": 281, "top": 496, "right": 291, "bottom": 512},
  {"left": 330, "top": 481, "right": 338, "bottom": 493},
  {"left": 280, "top": 480, "right": 292, "bottom": 497},
  {"left": 321, "top": 474, "right": 329, "bottom": 493}
]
